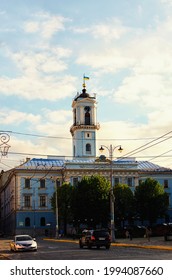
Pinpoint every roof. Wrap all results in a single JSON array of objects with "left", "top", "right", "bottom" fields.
[
  {"left": 16, "top": 158, "right": 172, "bottom": 172},
  {"left": 137, "top": 161, "right": 171, "bottom": 172}
]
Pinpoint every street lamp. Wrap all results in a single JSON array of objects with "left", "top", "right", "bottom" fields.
[
  {"left": 55, "top": 180, "right": 59, "bottom": 239},
  {"left": 0, "top": 133, "right": 10, "bottom": 157},
  {"left": 52, "top": 166, "right": 65, "bottom": 239},
  {"left": 99, "top": 144, "right": 123, "bottom": 242}
]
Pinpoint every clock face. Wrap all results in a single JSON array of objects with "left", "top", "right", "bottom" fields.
[{"left": 84, "top": 106, "right": 90, "bottom": 112}]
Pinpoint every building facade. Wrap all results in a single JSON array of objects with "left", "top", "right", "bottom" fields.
[{"left": 0, "top": 83, "right": 172, "bottom": 236}]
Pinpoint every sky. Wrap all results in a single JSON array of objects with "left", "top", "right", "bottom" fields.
[{"left": 1, "top": 0, "right": 172, "bottom": 171}]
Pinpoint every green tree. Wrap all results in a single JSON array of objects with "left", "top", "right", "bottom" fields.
[
  {"left": 51, "top": 182, "right": 75, "bottom": 234},
  {"left": 134, "top": 178, "right": 169, "bottom": 225},
  {"left": 72, "top": 175, "right": 110, "bottom": 228},
  {"left": 114, "top": 184, "right": 135, "bottom": 227}
]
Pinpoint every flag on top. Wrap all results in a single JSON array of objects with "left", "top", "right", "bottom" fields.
[{"left": 83, "top": 75, "right": 89, "bottom": 80}]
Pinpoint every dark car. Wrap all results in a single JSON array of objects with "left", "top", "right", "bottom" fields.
[{"left": 79, "top": 229, "right": 111, "bottom": 249}]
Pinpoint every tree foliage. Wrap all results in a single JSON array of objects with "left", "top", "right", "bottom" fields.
[
  {"left": 134, "top": 178, "right": 169, "bottom": 224},
  {"left": 113, "top": 184, "right": 135, "bottom": 225},
  {"left": 72, "top": 175, "right": 110, "bottom": 227},
  {"left": 51, "top": 182, "right": 74, "bottom": 233}
]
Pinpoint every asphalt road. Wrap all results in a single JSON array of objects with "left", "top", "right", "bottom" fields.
[{"left": 1, "top": 238, "right": 172, "bottom": 260}]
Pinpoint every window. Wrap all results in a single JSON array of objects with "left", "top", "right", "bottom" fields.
[
  {"left": 40, "top": 217, "right": 46, "bottom": 226},
  {"left": 40, "top": 179, "right": 45, "bottom": 188},
  {"left": 73, "top": 177, "right": 78, "bottom": 186},
  {"left": 114, "top": 177, "right": 119, "bottom": 186},
  {"left": 127, "top": 178, "right": 133, "bottom": 187},
  {"left": 74, "top": 108, "right": 76, "bottom": 125},
  {"left": 25, "top": 217, "right": 30, "bottom": 227},
  {"left": 25, "top": 178, "right": 30, "bottom": 189},
  {"left": 139, "top": 179, "right": 142, "bottom": 186},
  {"left": 40, "top": 195, "right": 46, "bottom": 207},
  {"left": 56, "top": 180, "right": 61, "bottom": 187},
  {"left": 86, "top": 143, "right": 91, "bottom": 154},
  {"left": 164, "top": 180, "right": 168, "bottom": 188},
  {"left": 74, "top": 145, "right": 76, "bottom": 157},
  {"left": 24, "top": 195, "right": 31, "bottom": 207},
  {"left": 85, "top": 111, "right": 90, "bottom": 125}
]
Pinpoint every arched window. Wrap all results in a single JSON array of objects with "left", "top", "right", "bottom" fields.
[
  {"left": 40, "top": 217, "right": 46, "bottom": 226},
  {"left": 85, "top": 111, "right": 90, "bottom": 125},
  {"left": 86, "top": 143, "right": 91, "bottom": 154},
  {"left": 25, "top": 217, "right": 30, "bottom": 227},
  {"left": 74, "top": 108, "right": 76, "bottom": 125}
]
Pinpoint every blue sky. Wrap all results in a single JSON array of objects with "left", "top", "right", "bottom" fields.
[{"left": 1, "top": 0, "right": 172, "bottom": 170}]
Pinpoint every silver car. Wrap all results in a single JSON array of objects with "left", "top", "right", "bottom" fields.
[{"left": 10, "top": 235, "right": 37, "bottom": 252}]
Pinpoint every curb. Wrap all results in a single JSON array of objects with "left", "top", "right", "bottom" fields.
[
  {"left": 112, "top": 242, "right": 172, "bottom": 251},
  {"left": 43, "top": 238, "right": 172, "bottom": 251}
]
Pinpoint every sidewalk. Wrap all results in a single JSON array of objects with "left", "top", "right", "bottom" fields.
[{"left": 113, "top": 236, "right": 172, "bottom": 251}]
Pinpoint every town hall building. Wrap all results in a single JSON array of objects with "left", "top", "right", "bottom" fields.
[{"left": 0, "top": 80, "right": 172, "bottom": 236}]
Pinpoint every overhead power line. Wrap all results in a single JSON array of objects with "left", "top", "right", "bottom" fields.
[
  {"left": 118, "top": 130, "right": 172, "bottom": 159},
  {"left": 1, "top": 130, "right": 172, "bottom": 142}
]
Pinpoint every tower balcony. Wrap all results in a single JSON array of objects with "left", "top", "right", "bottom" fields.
[{"left": 70, "top": 123, "right": 100, "bottom": 135}]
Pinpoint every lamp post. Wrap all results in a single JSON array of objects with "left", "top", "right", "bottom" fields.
[
  {"left": 0, "top": 132, "right": 10, "bottom": 157},
  {"left": 99, "top": 144, "right": 123, "bottom": 242},
  {"left": 55, "top": 180, "right": 59, "bottom": 239},
  {"left": 52, "top": 166, "right": 65, "bottom": 239}
]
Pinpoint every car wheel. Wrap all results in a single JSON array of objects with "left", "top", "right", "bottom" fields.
[
  {"left": 106, "top": 245, "right": 110, "bottom": 249},
  {"left": 79, "top": 241, "right": 83, "bottom": 248},
  {"left": 97, "top": 245, "right": 100, "bottom": 249}
]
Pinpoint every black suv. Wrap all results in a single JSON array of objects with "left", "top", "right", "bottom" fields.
[{"left": 79, "top": 229, "right": 111, "bottom": 249}]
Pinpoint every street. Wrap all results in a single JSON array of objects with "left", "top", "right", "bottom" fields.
[{"left": 1, "top": 238, "right": 172, "bottom": 260}]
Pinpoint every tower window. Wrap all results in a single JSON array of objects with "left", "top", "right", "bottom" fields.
[
  {"left": 85, "top": 111, "right": 90, "bottom": 125},
  {"left": 74, "top": 108, "right": 76, "bottom": 125},
  {"left": 86, "top": 143, "right": 91, "bottom": 154}
]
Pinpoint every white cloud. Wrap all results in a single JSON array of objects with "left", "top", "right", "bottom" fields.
[
  {"left": 91, "top": 18, "right": 127, "bottom": 41},
  {"left": 23, "top": 12, "right": 70, "bottom": 39},
  {"left": 42, "top": 109, "right": 72, "bottom": 124},
  {"left": 0, "top": 75, "right": 76, "bottom": 100},
  {"left": 72, "top": 18, "right": 127, "bottom": 42},
  {"left": 161, "top": 0, "right": 172, "bottom": 6},
  {"left": 11, "top": 49, "right": 71, "bottom": 74},
  {"left": 0, "top": 109, "right": 41, "bottom": 125}
]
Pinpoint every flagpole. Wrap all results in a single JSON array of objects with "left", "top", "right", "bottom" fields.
[{"left": 83, "top": 74, "right": 86, "bottom": 88}]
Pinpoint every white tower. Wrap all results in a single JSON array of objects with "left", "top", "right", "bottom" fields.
[{"left": 70, "top": 79, "right": 100, "bottom": 159}]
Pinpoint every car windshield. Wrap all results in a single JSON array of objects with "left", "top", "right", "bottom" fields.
[
  {"left": 16, "top": 236, "right": 32, "bottom": 241},
  {"left": 93, "top": 230, "right": 109, "bottom": 237}
]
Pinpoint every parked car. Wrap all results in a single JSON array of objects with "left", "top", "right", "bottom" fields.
[
  {"left": 10, "top": 235, "right": 37, "bottom": 252},
  {"left": 79, "top": 229, "right": 111, "bottom": 249}
]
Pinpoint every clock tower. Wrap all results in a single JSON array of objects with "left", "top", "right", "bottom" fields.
[{"left": 70, "top": 79, "right": 100, "bottom": 159}]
